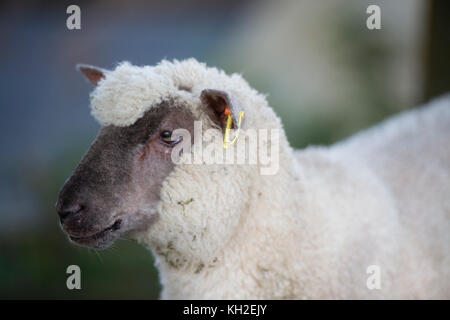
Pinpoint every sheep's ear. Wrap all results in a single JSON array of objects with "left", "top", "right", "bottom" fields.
[
  {"left": 200, "top": 89, "right": 245, "bottom": 130},
  {"left": 76, "top": 64, "right": 108, "bottom": 86}
]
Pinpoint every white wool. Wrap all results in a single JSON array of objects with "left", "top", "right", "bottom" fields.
[
  {"left": 90, "top": 59, "right": 267, "bottom": 128},
  {"left": 91, "top": 58, "right": 450, "bottom": 299}
]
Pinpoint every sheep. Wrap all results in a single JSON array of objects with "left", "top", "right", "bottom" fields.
[{"left": 56, "top": 58, "right": 450, "bottom": 299}]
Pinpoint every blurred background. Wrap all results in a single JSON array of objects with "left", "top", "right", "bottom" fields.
[{"left": 0, "top": 0, "right": 449, "bottom": 299}]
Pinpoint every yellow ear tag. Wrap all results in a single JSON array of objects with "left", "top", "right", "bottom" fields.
[{"left": 223, "top": 107, "right": 245, "bottom": 149}]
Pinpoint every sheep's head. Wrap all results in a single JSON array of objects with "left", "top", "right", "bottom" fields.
[{"left": 56, "top": 60, "right": 262, "bottom": 258}]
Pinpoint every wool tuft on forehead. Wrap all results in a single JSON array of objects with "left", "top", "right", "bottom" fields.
[{"left": 89, "top": 58, "right": 257, "bottom": 127}]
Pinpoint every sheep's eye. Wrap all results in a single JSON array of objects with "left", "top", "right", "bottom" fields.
[
  {"left": 160, "top": 131, "right": 172, "bottom": 140},
  {"left": 160, "top": 130, "right": 182, "bottom": 146}
]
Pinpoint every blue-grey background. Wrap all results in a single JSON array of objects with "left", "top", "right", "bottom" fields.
[{"left": 0, "top": 0, "right": 449, "bottom": 298}]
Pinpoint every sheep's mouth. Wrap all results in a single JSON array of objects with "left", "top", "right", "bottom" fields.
[{"left": 69, "top": 219, "right": 122, "bottom": 249}]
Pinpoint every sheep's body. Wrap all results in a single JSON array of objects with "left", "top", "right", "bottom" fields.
[
  {"left": 89, "top": 59, "right": 449, "bottom": 299},
  {"left": 329, "top": 97, "right": 450, "bottom": 298},
  {"left": 147, "top": 95, "right": 449, "bottom": 299}
]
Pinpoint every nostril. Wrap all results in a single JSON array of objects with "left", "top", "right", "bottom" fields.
[
  {"left": 112, "top": 219, "right": 122, "bottom": 231},
  {"left": 58, "top": 203, "right": 84, "bottom": 224}
]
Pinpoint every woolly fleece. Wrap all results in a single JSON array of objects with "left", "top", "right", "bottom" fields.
[{"left": 90, "top": 59, "right": 450, "bottom": 299}]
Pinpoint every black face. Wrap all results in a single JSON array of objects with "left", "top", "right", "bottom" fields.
[{"left": 56, "top": 103, "right": 195, "bottom": 249}]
